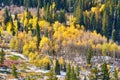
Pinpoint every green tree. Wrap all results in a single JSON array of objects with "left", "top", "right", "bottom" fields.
[
  {"left": 47, "top": 68, "right": 57, "bottom": 80},
  {"left": 0, "top": 49, "right": 5, "bottom": 65},
  {"left": 74, "top": 0, "right": 83, "bottom": 25},
  {"left": 4, "top": 8, "right": 10, "bottom": 25},
  {"left": 12, "top": 64, "right": 18, "bottom": 78},
  {"left": 87, "top": 47, "right": 93, "bottom": 64},
  {"left": 36, "top": 22, "right": 41, "bottom": 50},
  {"left": 111, "top": 29, "right": 116, "bottom": 42},
  {"left": 59, "top": 10, "right": 66, "bottom": 23},
  {"left": 89, "top": 67, "right": 99, "bottom": 80},
  {"left": 70, "top": 66, "right": 77, "bottom": 80},
  {"left": 37, "top": 0, "right": 40, "bottom": 20},
  {"left": 52, "top": 73, "right": 57, "bottom": 80},
  {"left": 102, "top": 11, "right": 109, "bottom": 39},
  {"left": 113, "top": 68, "right": 118, "bottom": 80},
  {"left": 76, "top": 65, "right": 80, "bottom": 77},
  {"left": 55, "top": 59, "right": 60, "bottom": 75},
  {"left": 44, "top": 3, "right": 53, "bottom": 23},
  {"left": 26, "top": 9, "right": 33, "bottom": 20},
  {"left": 65, "top": 63, "right": 71, "bottom": 80},
  {"left": 101, "top": 61, "right": 110, "bottom": 80}
]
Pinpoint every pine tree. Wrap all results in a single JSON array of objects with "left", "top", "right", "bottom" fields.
[
  {"left": 76, "top": 65, "right": 80, "bottom": 77},
  {"left": 101, "top": 61, "right": 110, "bottom": 80},
  {"left": 55, "top": 59, "right": 60, "bottom": 75},
  {"left": 36, "top": 22, "right": 41, "bottom": 50},
  {"left": 113, "top": 68, "right": 118, "bottom": 80},
  {"left": 4, "top": 8, "right": 10, "bottom": 25},
  {"left": 44, "top": 3, "right": 53, "bottom": 23},
  {"left": 70, "top": 66, "right": 77, "bottom": 80},
  {"left": 47, "top": 68, "right": 57, "bottom": 80},
  {"left": 102, "top": 11, "right": 109, "bottom": 39},
  {"left": 46, "top": 63, "right": 50, "bottom": 70},
  {"left": 59, "top": 9, "right": 66, "bottom": 23},
  {"left": 115, "top": 1, "right": 120, "bottom": 41},
  {"left": 12, "top": 64, "right": 18, "bottom": 78},
  {"left": 63, "top": 63, "right": 66, "bottom": 72},
  {"left": 0, "top": 49, "right": 5, "bottom": 65},
  {"left": 89, "top": 67, "right": 99, "bottom": 80},
  {"left": 37, "top": 0, "right": 40, "bottom": 20},
  {"left": 9, "top": 14, "right": 16, "bottom": 36},
  {"left": 47, "top": 68, "right": 54, "bottom": 80},
  {"left": 111, "top": 29, "right": 116, "bottom": 42},
  {"left": 74, "top": 0, "right": 83, "bottom": 25},
  {"left": 87, "top": 47, "right": 93, "bottom": 64},
  {"left": 26, "top": 9, "right": 33, "bottom": 20},
  {"left": 65, "top": 63, "right": 71, "bottom": 80},
  {"left": 52, "top": 73, "right": 57, "bottom": 80}
]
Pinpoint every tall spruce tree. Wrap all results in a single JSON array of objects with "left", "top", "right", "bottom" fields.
[
  {"left": 87, "top": 47, "right": 93, "bottom": 64},
  {"left": 89, "top": 67, "right": 99, "bottom": 80},
  {"left": 65, "top": 63, "right": 71, "bottom": 80},
  {"left": 36, "top": 22, "right": 41, "bottom": 50},
  {"left": 111, "top": 29, "right": 116, "bottom": 42},
  {"left": 0, "top": 49, "right": 5, "bottom": 65},
  {"left": 55, "top": 59, "right": 60, "bottom": 75},
  {"left": 76, "top": 65, "right": 80, "bottom": 78},
  {"left": 47, "top": 68, "right": 58, "bottom": 80},
  {"left": 4, "top": 8, "right": 10, "bottom": 26},
  {"left": 70, "top": 66, "right": 77, "bottom": 80},
  {"left": 113, "top": 68, "right": 118, "bottom": 80},
  {"left": 102, "top": 11, "right": 109, "bottom": 39},
  {"left": 101, "top": 61, "right": 110, "bottom": 80},
  {"left": 74, "top": 0, "right": 83, "bottom": 25},
  {"left": 37, "top": 0, "right": 40, "bottom": 20},
  {"left": 12, "top": 64, "right": 18, "bottom": 78}
]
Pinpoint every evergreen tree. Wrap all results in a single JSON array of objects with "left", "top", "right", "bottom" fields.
[
  {"left": 76, "top": 65, "right": 80, "bottom": 78},
  {"left": 70, "top": 66, "right": 77, "bottom": 80},
  {"left": 74, "top": 0, "right": 83, "bottom": 25},
  {"left": 26, "top": 9, "right": 33, "bottom": 20},
  {"left": 44, "top": 3, "right": 53, "bottom": 23},
  {"left": 111, "top": 29, "right": 116, "bottom": 42},
  {"left": 46, "top": 63, "right": 50, "bottom": 70},
  {"left": 87, "top": 47, "right": 93, "bottom": 64},
  {"left": 59, "top": 9, "right": 66, "bottom": 23},
  {"left": 113, "top": 68, "right": 118, "bottom": 80},
  {"left": 17, "top": 20, "right": 21, "bottom": 31},
  {"left": 102, "top": 11, "right": 109, "bottom": 39},
  {"left": 55, "top": 59, "right": 60, "bottom": 75},
  {"left": 47, "top": 68, "right": 57, "bottom": 80},
  {"left": 89, "top": 67, "right": 99, "bottom": 80},
  {"left": 4, "top": 8, "right": 10, "bottom": 25},
  {"left": 63, "top": 63, "right": 66, "bottom": 72},
  {"left": 0, "top": 49, "right": 5, "bottom": 65},
  {"left": 90, "top": 12, "right": 96, "bottom": 31},
  {"left": 9, "top": 14, "right": 16, "bottom": 36},
  {"left": 83, "top": 12, "right": 88, "bottom": 30},
  {"left": 14, "top": 13, "right": 18, "bottom": 20},
  {"left": 101, "top": 61, "right": 110, "bottom": 80},
  {"left": 37, "top": 0, "right": 40, "bottom": 20},
  {"left": 12, "top": 64, "right": 18, "bottom": 78},
  {"left": 115, "top": 1, "right": 120, "bottom": 41},
  {"left": 65, "top": 63, "right": 71, "bottom": 80},
  {"left": 36, "top": 22, "right": 41, "bottom": 50},
  {"left": 52, "top": 73, "right": 57, "bottom": 80},
  {"left": 47, "top": 68, "right": 54, "bottom": 80}
]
